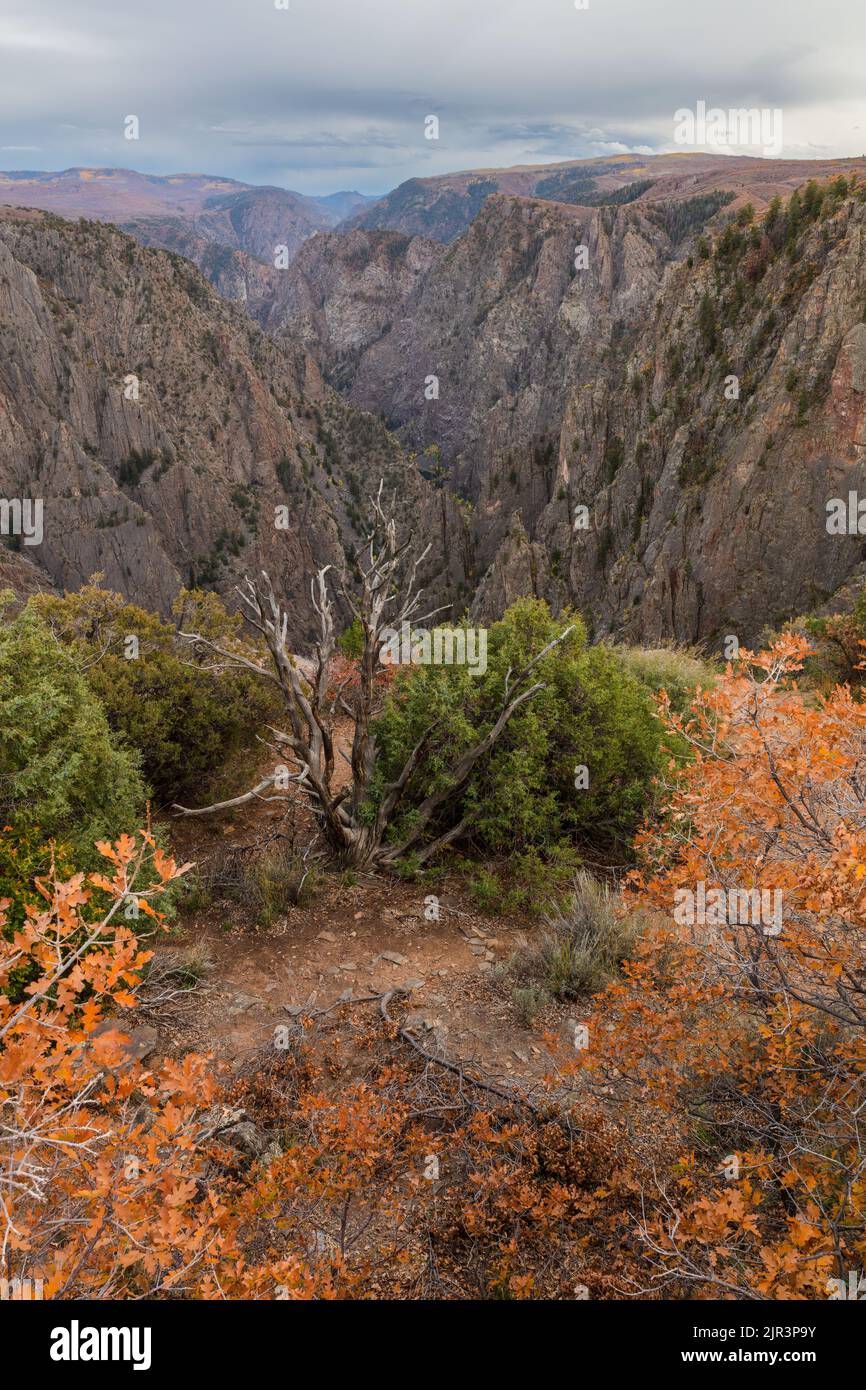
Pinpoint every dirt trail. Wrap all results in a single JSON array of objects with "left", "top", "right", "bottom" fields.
[
  {"left": 157, "top": 721, "right": 570, "bottom": 1081},
  {"left": 158, "top": 871, "right": 562, "bottom": 1077}
]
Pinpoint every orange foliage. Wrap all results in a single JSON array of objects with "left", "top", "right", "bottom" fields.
[
  {"left": 571, "top": 635, "right": 866, "bottom": 1297},
  {"left": 0, "top": 833, "right": 627, "bottom": 1299},
  {"left": 3, "top": 635, "right": 863, "bottom": 1300}
]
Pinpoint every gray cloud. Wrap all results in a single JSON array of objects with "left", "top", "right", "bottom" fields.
[{"left": 0, "top": 0, "right": 863, "bottom": 192}]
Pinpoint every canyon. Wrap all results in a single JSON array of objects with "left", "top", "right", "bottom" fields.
[{"left": 3, "top": 153, "right": 866, "bottom": 647}]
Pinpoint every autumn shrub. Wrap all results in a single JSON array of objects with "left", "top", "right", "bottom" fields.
[
  {"left": 574, "top": 635, "right": 866, "bottom": 1298},
  {"left": 30, "top": 583, "right": 281, "bottom": 804},
  {"left": 372, "top": 598, "right": 667, "bottom": 857},
  {"left": 800, "top": 584, "right": 866, "bottom": 687},
  {"left": 0, "top": 834, "right": 231, "bottom": 1297},
  {"left": 1, "top": 833, "right": 630, "bottom": 1301},
  {"left": 5, "top": 633, "right": 865, "bottom": 1303}
]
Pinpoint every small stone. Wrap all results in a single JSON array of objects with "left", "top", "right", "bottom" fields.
[
  {"left": 380, "top": 950, "right": 409, "bottom": 966},
  {"left": 316, "top": 931, "right": 337, "bottom": 943},
  {"left": 404, "top": 1009, "right": 432, "bottom": 1030},
  {"left": 338, "top": 961, "right": 357, "bottom": 972},
  {"left": 227, "top": 992, "right": 260, "bottom": 1016}
]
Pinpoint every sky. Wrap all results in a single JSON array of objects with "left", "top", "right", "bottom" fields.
[{"left": 0, "top": 0, "right": 864, "bottom": 195}]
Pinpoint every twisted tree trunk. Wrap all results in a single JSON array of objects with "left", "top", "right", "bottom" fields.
[{"left": 174, "top": 483, "right": 570, "bottom": 869}]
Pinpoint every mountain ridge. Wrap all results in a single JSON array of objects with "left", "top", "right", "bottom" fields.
[{"left": 0, "top": 205, "right": 468, "bottom": 644}]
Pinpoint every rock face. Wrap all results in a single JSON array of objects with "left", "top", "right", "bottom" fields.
[
  {"left": 0, "top": 208, "right": 467, "bottom": 644},
  {"left": 552, "top": 197, "right": 866, "bottom": 647},
  {"left": 6, "top": 158, "right": 866, "bottom": 650},
  {"left": 275, "top": 190, "right": 697, "bottom": 581},
  {"left": 118, "top": 217, "right": 284, "bottom": 317},
  {"left": 261, "top": 228, "right": 446, "bottom": 388},
  {"left": 274, "top": 177, "right": 866, "bottom": 647}
]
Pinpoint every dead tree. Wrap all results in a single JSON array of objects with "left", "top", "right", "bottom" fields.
[{"left": 174, "top": 485, "right": 572, "bottom": 869}]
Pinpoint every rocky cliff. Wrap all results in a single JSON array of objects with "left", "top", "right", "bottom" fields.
[
  {"left": 6, "top": 159, "right": 866, "bottom": 651},
  {"left": 275, "top": 169, "right": 866, "bottom": 647},
  {"left": 0, "top": 208, "right": 467, "bottom": 645}
]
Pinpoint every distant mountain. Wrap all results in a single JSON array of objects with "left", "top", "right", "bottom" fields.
[
  {"left": 311, "top": 190, "right": 379, "bottom": 221},
  {"left": 345, "top": 151, "right": 866, "bottom": 243},
  {"left": 0, "top": 168, "right": 257, "bottom": 219},
  {"left": 8, "top": 156, "right": 866, "bottom": 650},
  {"left": 0, "top": 168, "right": 350, "bottom": 267}
]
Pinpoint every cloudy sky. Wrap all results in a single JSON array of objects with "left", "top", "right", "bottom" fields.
[{"left": 0, "top": 0, "right": 864, "bottom": 194}]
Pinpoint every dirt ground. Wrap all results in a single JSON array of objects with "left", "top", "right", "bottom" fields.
[
  {"left": 116, "top": 737, "right": 684, "bottom": 1220},
  {"left": 152, "top": 750, "right": 577, "bottom": 1087}
]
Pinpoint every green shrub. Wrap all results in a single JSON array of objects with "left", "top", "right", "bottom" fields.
[
  {"left": 511, "top": 984, "right": 550, "bottom": 1027},
  {"left": 801, "top": 586, "right": 866, "bottom": 688},
  {"left": 507, "top": 871, "right": 643, "bottom": 999},
  {"left": 0, "top": 602, "right": 147, "bottom": 1000},
  {"left": 338, "top": 618, "right": 365, "bottom": 659},
  {"left": 371, "top": 598, "right": 668, "bottom": 856},
  {"left": 0, "top": 600, "right": 146, "bottom": 860},
  {"left": 30, "top": 584, "right": 281, "bottom": 804},
  {"left": 0, "top": 825, "right": 82, "bottom": 1000},
  {"left": 467, "top": 847, "right": 581, "bottom": 917}
]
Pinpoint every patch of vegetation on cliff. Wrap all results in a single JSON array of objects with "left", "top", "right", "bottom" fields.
[{"left": 648, "top": 189, "right": 735, "bottom": 244}]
